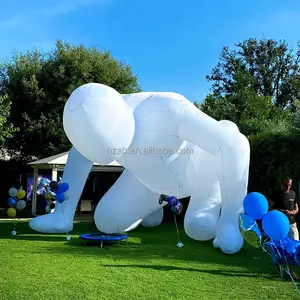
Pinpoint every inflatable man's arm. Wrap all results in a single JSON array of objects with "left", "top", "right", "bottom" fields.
[
  {"left": 178, "top": 104, "right": 251, "bottom": 254},
  {"left": 58, "top": 146, "right": 94, "bottom": 213},
  {"left": 178, "top": 102, "right": 250, "bottom": 211},
  {"left": 178, "top": 103, "right": 226, "bottom": 154}
]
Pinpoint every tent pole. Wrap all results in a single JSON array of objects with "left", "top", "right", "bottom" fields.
[
  {"left": 31, "top": 166, "right": 38, "bottom": 216},
  {"left": 52, "top": 166, "right": 58, "bottom": 181}
]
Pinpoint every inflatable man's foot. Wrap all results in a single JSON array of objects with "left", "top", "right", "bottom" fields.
[
  {"left": 215, "top": 222, "right": 244, "bottom": 255},
  {"left": 29, "top": 212, "right": 73, "bottom": 234}
]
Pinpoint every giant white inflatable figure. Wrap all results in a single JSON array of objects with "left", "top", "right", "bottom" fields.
[{"left": 29, "top": 83, "right": 250, "bottom": 254}]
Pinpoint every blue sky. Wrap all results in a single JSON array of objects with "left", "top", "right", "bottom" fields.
[{"left": 1, "top": 0, "right": 300, "bottom": 103}]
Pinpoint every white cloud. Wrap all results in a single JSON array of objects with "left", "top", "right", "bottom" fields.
[
  {"left": 0, "top": 16, "right": 20, "bottom": 30},
  {"left": 36, "top": 0, "right": 107, "bottom": 17},
  {"left": 0, "top": 0, "right": 108, "bottom": 31},
  {"left": 0, "top": 0, "right": 110, "bottom": 58}
]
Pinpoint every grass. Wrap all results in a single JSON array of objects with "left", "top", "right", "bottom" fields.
[{"left": 0, "top": 220, "right": 298, "bottom": 300}]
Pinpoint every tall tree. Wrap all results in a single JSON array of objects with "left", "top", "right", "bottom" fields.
[
  {"left": 200, "top": 70, "right": 292, "bottom": 137},
  {"left": 0, "top": 40, "right": 141, "bottom": 161},
  {"left": 0, "top": 95, "right": 18, "bottom": 146},
  {"left": 206, "top": 38, "right": 300, "bottom": 107}
]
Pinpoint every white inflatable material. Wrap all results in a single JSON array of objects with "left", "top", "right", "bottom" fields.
[
  {"left": 29, "top": 83, "right": 250, "bottom": 254},
  {"left": 141, "top": 207, "right": 164, "bottom": 227}
]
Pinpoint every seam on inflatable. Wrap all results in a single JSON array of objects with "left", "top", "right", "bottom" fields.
[
  {"left": 67, "top": 110, "right": 94, "bottom": 165},
  {"left": 70, "top": 114, "right": 96, "bottom": 164},
  {"left": 80, "top": 101, "right": 116, "bottom": 155},
  {"left": 67, "top": 95, "right": 95, "bottom": 162},
  {"left": 165, "top": 140, "right": 188, "bottom": 164},
  {"left": 161, "top": 156, "right": 183, "bottom": 189},
  {"left": 135, "top": 125, "right": 178, "bottom": 137},
  {"left": 219, "top": 147, "right": 229, "bottom": 211},
  {"left": 134, "top": 108, "right": 172, "bottom": 120}
]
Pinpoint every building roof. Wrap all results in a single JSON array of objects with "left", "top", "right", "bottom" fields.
[{"left": 27, "top": 151, "right": 123, "bottom": 171}]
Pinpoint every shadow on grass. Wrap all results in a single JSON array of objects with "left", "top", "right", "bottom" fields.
[
  {"left": 0, "top": 219, "right": 280, "bottom": 279},
  {"left": 33, "top": 237, "right": 276, "bottom": 280},
  {"left": 101, "top": 264, "right": 279, "bottom": 280},
  {"left": 10, "top": 234, "right": 72, "bottom": 242},
  {"left": 0, "top": 219, "right": 98, "bottom": 241}
]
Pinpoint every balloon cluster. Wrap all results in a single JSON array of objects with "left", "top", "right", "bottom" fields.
[
  {"left": 7, "top": 187, "right": 27, "bottom": 219},
  {"left": 159, "top": 194, "right": 183, "bottom": 215},
  {"left": 159, "top": 194, "right": 184, "bottom": 248},
  {"left": 239, "top": 192, "right": 300, "bottom": 284},
  {"left": 40, "top": 178, "right": 70, "bottom": 212}
]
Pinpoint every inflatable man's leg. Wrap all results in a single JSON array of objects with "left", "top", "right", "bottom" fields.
[
  {"left": 94, "top": 169, "right": 163, "bottom": 233},
  {"left": 214, "top": 131, "right": 250, "bottom": 254},
  {"left": 141, "top": 208, "right": 164, "bottom": 227},
  {"left": 178, "top": 105, "right": 250, "bottom": 254}
]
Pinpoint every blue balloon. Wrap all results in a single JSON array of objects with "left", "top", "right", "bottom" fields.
[
  {"left": 243, "top": 192, "right": 269, "bottom": 220},
  {"left": 170, "top": 202, "right": 183, "bottom": 215},
  {"left": 168, "top": 196, "right": 179, "bottom": 207},
  {"left": 264, "top": 236, "right": 300, "bottom": 266},
  {"left": 8, "top": 197, "right": 17, "bottom": 208},
  {"left": 40, "top": 177, "right": 50, "bottom": 187},
  {"left": 262, "top": 210, "right": 290, "bottom": 241},
  {"left": 56, "top": 182, "right": 69, "bottom": 194},
  {"left": 56, "top": 193, "right": 65, "bottom": 203}
]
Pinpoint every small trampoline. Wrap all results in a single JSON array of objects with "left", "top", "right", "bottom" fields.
[{"left": 79, "top": 233, "right": 128, "bottom": 248}]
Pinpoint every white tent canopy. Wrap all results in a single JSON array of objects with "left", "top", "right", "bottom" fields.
[{"left": 27, "top": 151, "right": 124, "bottom": 215}]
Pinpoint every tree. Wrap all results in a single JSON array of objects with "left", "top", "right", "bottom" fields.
[
  {"left": 200, "top": 38, "right": 300, "bottom": 194},
  {"left": 206, "top": 38, "right": 300, "bottom": 107},
  {"left": 0, "top": 40, "right": 141, "bottom": 161},
  {"left": 200, "top": 70, "right": 292, "bottom": 137},
  {"left": 0, "top": 94, "right": 18, "bottom": 145}
]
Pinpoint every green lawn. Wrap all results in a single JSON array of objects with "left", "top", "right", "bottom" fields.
[{"left": 0, "top": 220, "right": 298, "bottom": 300}]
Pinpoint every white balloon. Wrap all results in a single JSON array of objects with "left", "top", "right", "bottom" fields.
[
  {"left": 29, "top": 83, "right": 250, "bottom": 255},
  {"left": 16, "top": 200, "right": 26, "bottom": 210}
]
